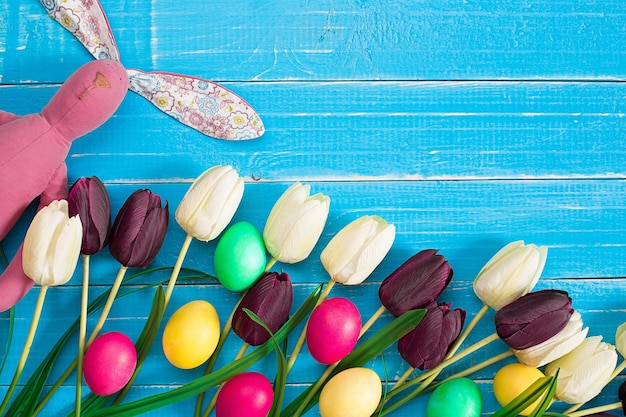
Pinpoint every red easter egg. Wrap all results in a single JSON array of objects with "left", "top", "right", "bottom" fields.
[
  {"left": 216, "top": 372, "right": 274, "bottom": 417},
  {"left": 83, "top": 331, "right": 137, "bottom": 396},
  {"left": 306, "top": 297, "right": 362, "bottom": 364}
]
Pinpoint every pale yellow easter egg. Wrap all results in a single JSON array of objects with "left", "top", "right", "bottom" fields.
[
  {"left": 162, "top": 300, "right": 220, "bottom": 369},
  {"left": 319, "top": 367, "right": 382, "bottom": 417},
  {"left": 494, "top": 362, "right": 546, "bottom": 415}
]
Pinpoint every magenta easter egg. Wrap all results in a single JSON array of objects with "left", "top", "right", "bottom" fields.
[
  {"left": 306, "top": 297, "right": 361, "bottom": 364},
  {"left": 216, "top": 372, "right": 274, "bottom": 417},
  {"left": 83, "top": 332, "right": 137, "bottom": 396}
]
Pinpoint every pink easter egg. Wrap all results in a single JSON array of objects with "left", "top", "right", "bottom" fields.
[
  {"left": 306, "top": 297, "right": 362, "bottom": 364},
  {"left": 216, "top": 372, "right": 274, "bottom": 417},
  {"left": 83, "top": 331, "right": 137, "bottom": 396}
]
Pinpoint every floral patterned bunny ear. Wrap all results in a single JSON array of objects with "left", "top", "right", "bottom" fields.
[{"left": 39, "top": 0, "right": 265, "bottom": 140}]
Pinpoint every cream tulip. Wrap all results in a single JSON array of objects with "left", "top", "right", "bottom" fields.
[
  {"left": 263, "top": 182, "right": 330, "bottom": 263},
  {"left": 175, "top": 165, "right": 244, "bottom": 241},
  {"left": 512, "top": 311, "right": 588, "bottom": 367},
  {"left": 320, "top": 215, "right": 395, "bottom": 285},
  {"left": 22, "top": 199, "right": 83, "bottom": 286},
  {"left": 615, "top": 322, "right": 626, "bottom": 357},
  {"left": 473, "top": 240, "right": 548, "bottom": 310},
  {"left": 545, "top": 336, "right": 617, "bottom": 404}
]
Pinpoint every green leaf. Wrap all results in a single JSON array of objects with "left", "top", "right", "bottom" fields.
[
  {"left": 0, "top": 307, "right": 14, "bottom": 377},
  {"left": 491, "top": 375, "right": 555, "bottom": 417},
  {"left": 242, "top": 308, "right": 287, "bottom": 417},
  {"left": 0, "top": 244, "right": 8, "bottom": 267},
  {"left": 527, "top": 370, "right": 558, "bottom": 417},
  {"left": 87, "top": 285, "right": 323, "bottom": 417},
  {"left": 280, "top": 308, "right": 426, "bottom": 417}
]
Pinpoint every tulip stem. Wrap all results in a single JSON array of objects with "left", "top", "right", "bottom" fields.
[
  {"left": 564, "top": 358, "right": 626, "bottom": 415},
  {"left": 360, "top": 305, "right": 387, "bottom": 337},
  {"left": 380, "top": 350, "right": 513, "bottom": 417},
  {"left": 293, "top": 361, "right": 339, "bottom": 417},
  {"left": 388, "top": 332, "right": 500, "bottom": 397},
  {"left": 286, "top": 279, "right": 335, "bottom": 372},
  {"left": 265, "top": 257, "right": 277, "bottom": 272},
  {"left": 76, "top": 254, "right": 90, "bottom": 417},
  {"left": 201, "top": 342, "right": 250, "bottom": 417},
  {"left": 0, "top": 285, "right": 48, "bottom": 416},
  {"left": 86, "top": 265, "right": 129, "bottom": 346},
  {"left": 163, "top": 234, "right": 194, "bottom": 308},
  {"left": 448, "top": 303, "right": 490, "bottom": 358},
  {"left": 566, "top": 402, "right": 621, "bottom": 417},
  {"left": 194, "top": 291, "right": 247, "bottom": 417}
]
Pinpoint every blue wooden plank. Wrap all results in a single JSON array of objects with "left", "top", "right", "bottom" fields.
[
  {"left": 0, "top": 81, "right": 625, "bottom": 181},
  {"left": 2, "top": 0, "right": 626, "bottom": 83}
]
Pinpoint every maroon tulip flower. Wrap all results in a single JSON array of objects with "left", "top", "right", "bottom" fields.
[
  {"left": 232, "top": 272, "right": 294, "bottom": 346},
  {"left": 495, "top": 289, "right": 573, "bottom": 350},
  {"left": 378, "top": 249, "right": 453, "bottom": 317},
  {"left": 68, "top": 176, "right": 111, "bottom": 255},
  {"left": 397, "top": 301, "right": 465, "bottom": 370},
  {"left": 109, "top": 189, "right": 169, "bottom": 268}
]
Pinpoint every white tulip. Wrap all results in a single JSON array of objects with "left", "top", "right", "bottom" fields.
[
  {"left": 545, "top": 336, "right": 617, "bottom": 404},
  {"left": 615, "top": 322, "right": 626, "bottom": 357},
  {"left": 320, "top": 215, "right": 395, "bottom": 285},
  {"left": 22, "top": 200, "right": 83, "bottom": 286},
  {"left": 473, "top": 240, "right": 548, "bottom": 310},
  {"left": 513, "top": 311, "right": 588, "bottom": 367},
  {"left": 175, "top": 165, "right": 244, "bottom": 241},
  {"left": 263, "top": 182, "right": 330, "bottom": 264}
]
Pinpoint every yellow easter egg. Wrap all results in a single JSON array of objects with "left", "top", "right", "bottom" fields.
[
  {"left": 319, "top": 367, "right": 382, "bottom": 417},
  {"left": 493, "top": 362, "right": 546, "bottom": 415},
  {"left": 162, "top": 300, "right": 220, "bottom": 369}
]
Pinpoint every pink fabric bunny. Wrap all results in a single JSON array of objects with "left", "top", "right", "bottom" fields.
[{"left": 0, "top": 60, "right": 128, "bottom": 311}]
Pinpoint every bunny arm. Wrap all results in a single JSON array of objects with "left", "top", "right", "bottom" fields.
[
  {"left": 0, "top": 60, "right": 128, "bottom": 311},
  {"left": 0, "top": 164, "right": 68, "bottom": 312},
  {"left": 0, "top": 111, "right": 20, "bottom": 125}
]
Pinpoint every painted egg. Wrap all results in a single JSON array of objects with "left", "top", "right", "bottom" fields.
[
  {"left": 494, "top": 363, "right": 546, "bottom": 415},
  {"left": 306, "top": 297, "right": 361, "bottom": 364},
  {"left": 425, "top": 377, "right": 482, "bottom": 417},
  {"left": 83, "top": 332, "right": 137, "bottom": 396},
  {"left": 162, "top": 300, "right": 220, "bottom": 369},
  {"left": 319, "top": 367, "right": 381, "bottom": 417},
  {"left": 216, "top": 372, "right": 274, "bottom": 417},
  {"left": 214, "top": 221, "right": 267, "bottom": 292}
]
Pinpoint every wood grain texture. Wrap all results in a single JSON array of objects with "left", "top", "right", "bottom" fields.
[{"left": 2, "top": 0, "right": 626, "bottom": 415}]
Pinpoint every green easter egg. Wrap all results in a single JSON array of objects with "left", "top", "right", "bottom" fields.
[
  {"left": 425, "top": 377, "right": 482, "bottom": 417},
  {"left": 214, "top": 222, "right": 266, "bottom": 292}
]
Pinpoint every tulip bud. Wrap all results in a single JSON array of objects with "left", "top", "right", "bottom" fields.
[
  {"left": 473, "top": 240, "right": 548, "bottom": 310},
  {"left": 22, "top": 200, "right": 83, "bottom": 286},
  {"left": 232, "top": 272, "right": 293, "bottom": 346},
  {"left": 68, "top": 176, "right": 111, "bottom": 255},
  {"left": 615, "top": 322, "right": 626, "bottom": 358},
  {"left": 320, "top": 215, "right": 395, "bottom": 285},
  {"left": 545, "top": 336, "right": 617, "bottom": 404},
  {"left": 512, "top": 310, "right": 588, "bottom": 367},
  {"left": 495, "top": 289, "right": 573, "bottom": 350},
  {"left": 378, "top": 249, "right": 453, "bottom": 317},
  {"left": 397, "top": 301, "right": 465, "bottom": 370},
  {"left": 109, "top": 189, "right": 169, "bottom": 268},
  {"left": 263, "top": 182, "right": 330, "bottom": 264},
  {"left": 175, "top": 165, "right": 244, "bottom": 241}
]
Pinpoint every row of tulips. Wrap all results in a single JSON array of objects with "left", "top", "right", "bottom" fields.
[{"left": 1, "top": 164, "right": 626, "bottom": 417}]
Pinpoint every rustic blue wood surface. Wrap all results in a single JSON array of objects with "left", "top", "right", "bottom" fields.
[{"left": 2, "top": 0, "right": 626, "bottom": 416}]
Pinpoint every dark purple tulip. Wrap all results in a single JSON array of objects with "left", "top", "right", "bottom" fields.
[
  {"left": 619, "top": 380, "right": 626, "bottom": 415},
  {"left": 68, "top": 176, "right": 111, "bottom": 255},
  {"left": 232, "top": 272, "right": 293, "bottom": 346},
  {"left": 109, "top": 189, "right": 169, "bottom": 268},
  {"left": 379, "top": 249, "right": 453, "bottom": 317},
  {"left": 397, "top": 301, "right": 465, "bottom": 370},
  {"left": 495, "top": 289, "right": 573, "bottom": 350}
]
